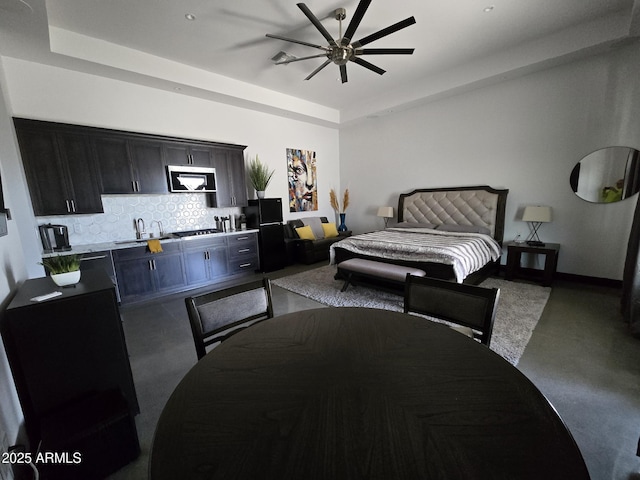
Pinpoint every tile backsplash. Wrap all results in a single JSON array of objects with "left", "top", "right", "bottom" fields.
[{"left": 36, "top": 194, "right": 242, "bottom": 246}]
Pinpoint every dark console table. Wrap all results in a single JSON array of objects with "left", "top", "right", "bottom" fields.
[
  {"left": 1, "top": 270, "right": 139, "bottom": 479},
  {"left": 150, "top": 307, "right": 589, "bottom": 480}
]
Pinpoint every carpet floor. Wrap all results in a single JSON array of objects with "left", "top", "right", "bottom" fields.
[{"left": 272, "top": 265, "right": 551, "bottom": 365}]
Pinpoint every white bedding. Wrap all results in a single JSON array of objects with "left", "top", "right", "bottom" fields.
[{"left": 330, "top": 227, "right": 502, "bottom": 283}]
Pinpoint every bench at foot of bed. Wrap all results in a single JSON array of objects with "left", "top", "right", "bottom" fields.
[{"left": 337, "top": 258, "right": 426, "bottom": 292}]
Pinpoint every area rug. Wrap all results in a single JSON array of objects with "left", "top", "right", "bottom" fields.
[{"left": 272, "top": 265, "right": 551, "bottom": 365}]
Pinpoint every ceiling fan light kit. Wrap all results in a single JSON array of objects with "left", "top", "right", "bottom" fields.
[{"left": 266, "top": 0, "right": 416, "bottom": 83}]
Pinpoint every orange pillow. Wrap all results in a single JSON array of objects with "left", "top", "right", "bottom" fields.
[
  {"left": 295, "top": 225, "right": 316, "bottom": 240},
  {"left": 322, "top": 222, "right": 339, "bottom": 238}
]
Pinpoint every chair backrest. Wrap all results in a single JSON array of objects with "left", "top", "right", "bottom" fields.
[
  {"left": 403, "top": 274, "right": 500, "bottom": 347},
  {"left": 185, "top": 278, "right": 274, "bottom": 359}
]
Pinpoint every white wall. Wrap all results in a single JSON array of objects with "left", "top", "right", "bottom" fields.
[
  {"left": 0, "top": 57, "right": 34, "bottom": 455},
  {"left": 2, "top": 57, "right": 341, "bottom": 271},
  {"left": 340, "top": 43, "right": 640, "bottom": 281}
]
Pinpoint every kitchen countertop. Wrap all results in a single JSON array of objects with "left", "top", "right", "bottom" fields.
[{"left": 41, "top": 229, "right": 260, "bottom": 257}]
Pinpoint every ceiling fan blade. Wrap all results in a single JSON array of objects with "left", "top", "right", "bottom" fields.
[
  {"left": 297, "top": 3, "right": 337, "bottom": 46},
  {"left": 352, "top": 16, "right": 416, "bottom": 48},
  {"left": 341, "top": 0, "right": 372, "bottom": 45},
  {"left": 265, "top": 33, "right": 329, "bottom": 51},
  {"left": 356, "top": 48, "right": 415, "bottom": 55},
  {"left": 276, "top": 53, "right": 330, "bottom": 65},
  {"left": 340, "top": 64, "right": 348, "bottom": 84},
  {"left": 351, "top": 57, "right": 386, "bottom": 76},
  {"left": 305, "top": 59, "right": 332, "bottom": 80}
]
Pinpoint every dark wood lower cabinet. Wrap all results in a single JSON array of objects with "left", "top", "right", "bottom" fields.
[
  {"left": 113, "top": 242, "right": 187, "bottom": 304},
  {"left": 183, "top": 237, "right": 229, "bottom": 285},
  {"left": 1, "top": 270, "right": 140, "bottom": 479},
  {"left": 113, "top": 233, "right": 259, "bottom": 304}
]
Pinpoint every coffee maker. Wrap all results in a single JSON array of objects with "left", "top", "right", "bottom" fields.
[{"left": 39, "top": 224, "right": 71, "bottom": 252}]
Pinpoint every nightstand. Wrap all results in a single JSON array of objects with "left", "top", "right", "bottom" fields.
[{"left": 505, "top": 242, "right": 560, "bottom": 286}]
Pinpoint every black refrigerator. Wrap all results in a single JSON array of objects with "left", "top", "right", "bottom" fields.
[{"left": 245, "top": 198, "right": 287, "bottom": 272}]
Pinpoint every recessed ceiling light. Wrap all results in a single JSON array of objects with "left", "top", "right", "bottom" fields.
[
  {"left": 185, "top": 13, "right": 196, "bottom": 21},
  {"left": 483, "top": 6, "right": 494, "bottom": 13}
]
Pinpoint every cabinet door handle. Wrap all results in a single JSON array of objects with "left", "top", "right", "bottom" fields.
[
  {"left": 236, "top": 237, "right": 249, "bottom": 241},
  {"left": 81, "top": 255, "right": 107, "bottom": 261},
  {"left": 65, "top": 200, "right": 71, "bottom": 213},
  {"left": 132, "top": 181, "right": 137, "bottom": 192},
  {"left": 239, "top": 263, "right": 251, "bottom": 268},
  {"left": 238, "top": 248, "right": 250, "bottom": 253},
  {"left": 204, "top": 251, "right": 209, "bottom": 260},
  {"left": 149, "top": 259, "right": 156, "bottom": 270},
  {"left": 70, "top": 200, "right": 76, "bottom": 213}
]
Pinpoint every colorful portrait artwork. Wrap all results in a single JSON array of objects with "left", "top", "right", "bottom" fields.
[{"left": 287, "top": 148, "right": 318, "bottom": 212}]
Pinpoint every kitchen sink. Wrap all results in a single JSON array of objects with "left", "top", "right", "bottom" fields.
[{"left": 114, "top": 234, "right": 178, "bottom": 245}]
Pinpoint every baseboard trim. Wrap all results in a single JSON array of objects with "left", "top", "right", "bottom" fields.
[
  {"left": 555, "top": 272, "right": 622, "bottom": 289},
  {"left": 498, "top": 266, "right": 622, "bottom": 289}
]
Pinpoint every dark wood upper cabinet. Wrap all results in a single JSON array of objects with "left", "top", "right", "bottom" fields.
[
  {"left": 128, "top": 139, "right": 167, "bottom": 194},
  {"left": 210, "top": 147, "right": 248, "bottom": 207},
  {"left": 14, "top": 118, "right": 247, "bottom": 205},
  {"left": 163, "top": 142, "right": 212, "bottom": 167},
  {"left": 14, "top": 119, "right": 104, "bottom": 216},
  {"left": 95, "top": 135, "right": 167, "bottom": 194},
  {"left": 93, "top": 135, "right": 135, "bottom": 194}
]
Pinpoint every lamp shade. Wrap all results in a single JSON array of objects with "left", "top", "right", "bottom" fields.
[
  {"left": 377, "top": 206, "right": 394, "bottom": 218},
  {"left": 522, "top": 206, "right": 552, "bottom": 223}
]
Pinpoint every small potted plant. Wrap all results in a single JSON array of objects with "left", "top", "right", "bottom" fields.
[
  {"left": 248, "top": 155, "right": 275, "bottom": 199},
  {"left": 41, "top": 254, "right": 82, "bottom": 287}
]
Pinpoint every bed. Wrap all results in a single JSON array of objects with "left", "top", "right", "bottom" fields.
[{"left": 331, "top": 185, "right": 509, "bottom": 285}]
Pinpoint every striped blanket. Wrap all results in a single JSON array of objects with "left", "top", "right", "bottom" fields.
[{"left": 330, "top": 227, "right": 502, "bottom": 283}]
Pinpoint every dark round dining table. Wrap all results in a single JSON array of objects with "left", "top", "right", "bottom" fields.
[{"left": 150, "top": 307, "right": 590, "bottom": 480}]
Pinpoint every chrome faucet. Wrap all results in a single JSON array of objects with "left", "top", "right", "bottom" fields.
[
  {"left": 150, "top": 220, "right": 164, "bottom": 238},
  {"left": 135, "top": 218, "right": 146, "bottom": 239}
]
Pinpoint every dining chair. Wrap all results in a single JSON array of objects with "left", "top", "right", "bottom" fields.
[
  {"left": 185, "top": 278, "right": 274, "bottom": 359},
  {"left": 403, "top": 274, "right": 500, "bottom": 347}
]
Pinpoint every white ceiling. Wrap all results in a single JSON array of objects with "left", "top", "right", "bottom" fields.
[{"left": 1, "top": 0, "right": 639, "bottom": 126}]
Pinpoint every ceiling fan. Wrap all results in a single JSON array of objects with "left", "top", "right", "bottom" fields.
[{"left": 265, "top": 0, "right": 416, "bottom": 83}]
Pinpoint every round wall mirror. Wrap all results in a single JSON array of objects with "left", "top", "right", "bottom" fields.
[{"left": 570, "top": 146, "right": 640, "bottom": 203}]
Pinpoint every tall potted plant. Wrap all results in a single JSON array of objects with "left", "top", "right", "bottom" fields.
[
  {"left": 248, "top": 155, "right": 275, "bottom": 199},
  {"left": 41, "top": 254, "right": 82, "bottom": 287}
]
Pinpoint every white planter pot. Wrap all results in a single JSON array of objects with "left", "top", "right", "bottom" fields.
[
  {"left": 51, "top": 270, "right": 81, "bottom": 287},
  {"left": 256, "top": 190, "right": 266, "bottom": 199}
]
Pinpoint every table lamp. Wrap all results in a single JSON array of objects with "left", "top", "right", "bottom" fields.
[
  {"left": 377, "top": 206, "right": 394, "bottom": 228},
  {"left": 522, "top": 205, "right": 552, "bottom": 246}
]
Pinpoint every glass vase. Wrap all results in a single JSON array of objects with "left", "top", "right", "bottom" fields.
[{"left": 338, "top": 213, "right": 347, "bottom": 232}]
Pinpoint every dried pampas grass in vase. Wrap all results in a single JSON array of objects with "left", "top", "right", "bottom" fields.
[{"left": 329, "top": 188, "right": 350, "bottom": 232}]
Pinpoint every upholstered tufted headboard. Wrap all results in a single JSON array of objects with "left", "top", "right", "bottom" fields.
[{"left": 397, "top": 186, "right": 509, "bottom": 243}]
